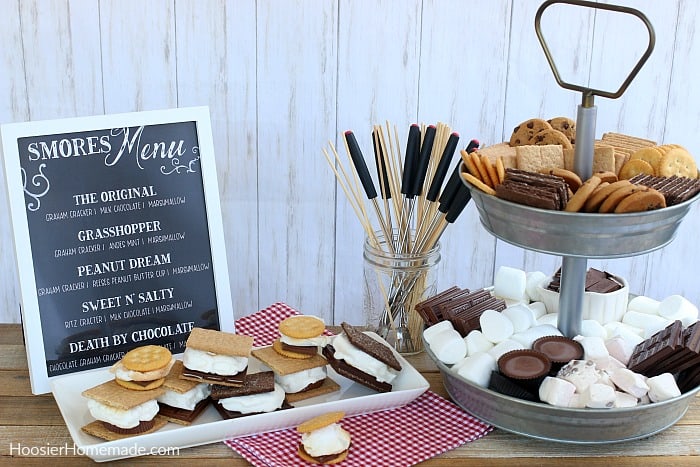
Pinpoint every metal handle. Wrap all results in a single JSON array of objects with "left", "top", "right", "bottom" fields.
[{"left": 535, "top": 0, "right": 655, "bottom": 104}]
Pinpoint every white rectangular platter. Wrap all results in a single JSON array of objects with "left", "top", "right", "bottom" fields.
[{"left": 51, "top": 334, "right": 429, "bottom": 462}]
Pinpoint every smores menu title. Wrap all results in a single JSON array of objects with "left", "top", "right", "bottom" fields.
[{"left": 18, "top": 122, "right": 219, "bottom": 376}]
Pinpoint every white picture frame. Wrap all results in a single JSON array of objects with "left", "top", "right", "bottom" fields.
[{"left": 1, "top": 107, "right": 234, "bottom": 394}]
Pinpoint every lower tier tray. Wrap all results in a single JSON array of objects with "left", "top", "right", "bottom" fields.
[{"left": 423, "top": 333, "right": 700, "bottom": 444}]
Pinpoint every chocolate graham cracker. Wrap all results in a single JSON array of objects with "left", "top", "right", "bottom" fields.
[
  {"left": 340, "top": 322, "right": 401, "bottom": 371},
  {"left": 323, "top": 344, "right": 392, "bottom": 393},
  {"left": 210, "top": 371, "right": 276, "bottom": 400}
]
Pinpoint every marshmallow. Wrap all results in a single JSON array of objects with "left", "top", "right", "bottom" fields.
[
  {"left": 557, "top": 360, "right": 603, "bottom": 393},
  {"left": 423, "top": 320, "right": 455, "bottom": 345},
  {"left": 627, "top": 295, "right": 661, "bottom": 315},
  {"left": 580, "top": 320, "right": 607, "bottom": 339},
  {"left": 537, "top": 313, "right": 559, "bottom": 327},
  {"left": 539, "top": 376, "right": 577, "bottom": 407},
  {"left": 622, "top": 310, "right": 671, "bottom": 338},
  {"left": 582, "top": 383, "right": 616, "bottom": 409},
  {"left": 595, "top": 355, "right": 626, "bottom": 373},
  {"left": 430, "top": 329, "right": 467, "bottom": 365},
  {"left": 658, "top": 295, "right": 699, "bottom": 327},
  {"left": 456, "top": 352, "right": 497, "bottom": 387},
  {"left": 609, "top": 368, "right": 649, "bottom": 399},
  {"left": 525, "top": 271, "right": 548, "bottom": 302},
  {"left": 614, "top": 391, "right": 638, "bottom": 408},
  {"left": 604, "top": 321, "right": 645, "bottom": 344},
  {"left": 487, "top": 339, "right": 525, "bottom": 360},
  {"left": 605, "top": 336, "right": 635, "bottom": 365},
  {"left": 493, "top": 266, "right": 527, "bottom": 301},
  {"left": 480, "top": 309, "right": 514, "bottom": 344},
  {"left": 502, "top": 304, "right": 536, "bottom": 333},
  {"left": 511, "top": 324, "right": 562, "bottom": 347},
  {"left": 646, "top": 373, "right": 681, "bottom": 402},
  {"left": 464, "top": 330, "right": 494, "bottom": 356},
  {"left": 528, "top": 301, "right": 547, "bottom": 319},
  {"left": 568, "top": 392, "right": 586, "bottom": 408},
  {"left": 573, "top": 336, "right": 609, "bottom": 366}
]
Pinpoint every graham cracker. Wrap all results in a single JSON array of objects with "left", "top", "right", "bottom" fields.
[
  {"left": 162, "top": 360, "right": 201, "bottom": 394},
  {"left": 186, "top": 327, "right": 253, "bottom": 357},
  {"left": 516, "top": 145, "right": 564, "bottom": 173},
  {"left": 285, "top": 377, "right": 341, "bottom": 404},
  {"left": 82, "top": 380, "right": 164, "bottom": 410},
  {"left": 477, "top": 143, "right": 517, "bottom": 168},
  {"left": 296, "top": 411, "right": 345, "bottom": 433},
  {"left": 81, "top": 416, "right": 168, "bottom": 441},
  {"left": 252, "top": 345, "right": 327, "bottom": 376},
  {"left": 563, "top": 145, "right": 615, "bottom": 173}
]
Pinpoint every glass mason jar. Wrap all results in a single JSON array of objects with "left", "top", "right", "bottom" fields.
[{"left": 363, "top": 230, "right": 441, "bottom": 355}]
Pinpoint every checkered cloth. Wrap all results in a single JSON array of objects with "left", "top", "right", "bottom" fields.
[{"left": 226, "top": 302, "right": 493, "bottom": 467}]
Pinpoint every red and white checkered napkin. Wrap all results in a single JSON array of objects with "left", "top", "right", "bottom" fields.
[
  {"left": 225, "top": 390, "right": 492, "bottom": 467},
  {"left": 227, "top": 302, "right": 493, "bottom": 467}
]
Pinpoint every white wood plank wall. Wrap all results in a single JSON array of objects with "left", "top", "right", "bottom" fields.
[{"left": 0, "top": 0, "right": 698, "bottom": 324}]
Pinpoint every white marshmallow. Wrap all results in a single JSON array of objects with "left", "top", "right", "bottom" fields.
[
  {"left": 595, "top": 355, "right": 627, "bottom": 372},
  {"left": 647, "top": 373, "right": 681, "bottom": 402},
  {"left": 580, "top": 320, "right": 607, "bottom": 339},
  {"left": 622, "top": 311, "right": 671, "bottom": 339},
  {"left": 573, "top": 336, "right": 609, "bottom": 366},
  {"left": 568, "top": 392, "right": 586, "bottom": 408},
  {"left": 480, "top": 309, "right": 514, "bottom": 344},
  {"left": 493, "top": 266, "right": 527, "bottom": 301},
  {"left": 539, "top": 376, "right": 576, "bottom": 407},
  {"left": 464, "top": 330, "right": 494, "bottom": 356},
  {"left": 583, "top": 383, "right": 616, "bottom": 409},
  {"left": 456, "top": 352, "right": 497, "bottom": 387},
  {"left": 604, "top": 337, "right": 635, "bottom": 366},
  {"left": 614, "top": 391, "right": 638, "bottom": 408},
  {"left": 423, "top": 320, "right": 455, "bottom": 345},
  {"left": 537, "top": 313, "right": 559, "bottom": 327},
  {"left": 639, "top": 394, "right": 651, "bottom": 405},
  {"left": 627, "top": 295, "right": 660, "bottom": 315},
  {"left": 658, "top": 295, "right": 699, "bottom": 327},
  {"left": 503, "top": 304, "right": 537, "bottom": 333},
  {"left": 487, "top": 339, "right": 525, "bottom": 360},
  {"left": 430, "top": 329, "right": 467, "bottom": 365},
  {"left": 609, "top": 368, "right": 649, "bottom": 399},
  {"left": 511, "top": 324, "right": 562, "bottom": 347},
  {"left": 528, "top": 301, "right": 547, "bottom": 319},
  {"left": 525, "top": 271, "right": 548, "bottom": 302},
  {"left": 557, "top": 360, "right": 602, "bottom": 392},
  {"left": 605, "top": 322, "right": 645, "bottom": 345}
]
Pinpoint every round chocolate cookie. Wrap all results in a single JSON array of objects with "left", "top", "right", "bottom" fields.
[
  {"left": 509, "top": 118, "right": 552, "bottom": 146},
  {"left": 533, "top": 128, "right": 573, "bottom": 149},
  {"left": 547, "top": 116, "right": 576, "bottom": 143}
]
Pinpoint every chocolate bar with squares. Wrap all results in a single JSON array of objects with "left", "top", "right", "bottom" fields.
[
  {"left": 627, "top": 321, "right": 685, "bottom": 376},
  {"left": 655, "top": 321, "right": 700, "bottom": 375}
]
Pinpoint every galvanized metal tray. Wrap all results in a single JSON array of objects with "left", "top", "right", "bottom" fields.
[
  {"left": 423, "top": 333, "right": 700, "bottom": 444},
  {"left": 461, "top": 173, "right": 700, "bottom": 258}
]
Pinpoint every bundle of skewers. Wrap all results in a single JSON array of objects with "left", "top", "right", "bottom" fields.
[{"left": 323, "top": 121, "right": 477, "bottom": 352}]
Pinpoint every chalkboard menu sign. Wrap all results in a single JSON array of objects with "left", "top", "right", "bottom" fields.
[{"left": 1, "top": 107, "right": 234, "bottom": 394}]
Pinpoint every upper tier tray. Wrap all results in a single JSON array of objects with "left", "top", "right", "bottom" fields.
[{"left": 461, "top": 166, "right": 700, "bottom": 258}]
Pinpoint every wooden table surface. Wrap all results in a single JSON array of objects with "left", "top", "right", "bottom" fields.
[{"left": 1, "top": 323, "right": 699, "bottom": 466}]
